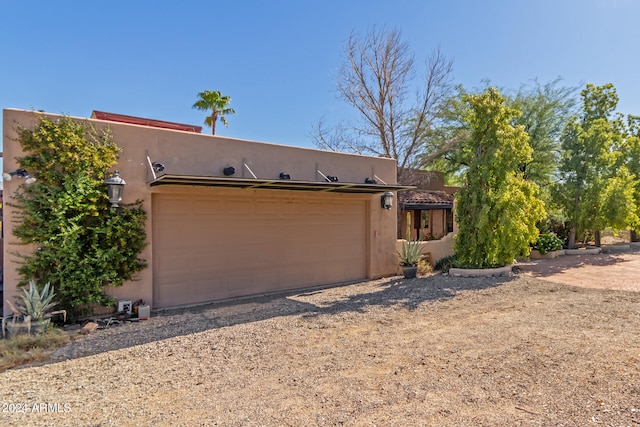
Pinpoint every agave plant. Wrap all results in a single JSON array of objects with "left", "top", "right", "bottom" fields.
[
  {"left": 6, "top": 281, "right": 66, "bottom": 322},
  {"left": 399, "top": 240, "right": 423, "bottom": 266}
]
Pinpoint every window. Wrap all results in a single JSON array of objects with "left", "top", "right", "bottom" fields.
[
  {"left": 412, "top": 210, "right": 431, "bottom": 240},
  {"left": 446, "top": 209, "right": 454, "bottom": 233},
  {"left": 421, "top": 211, "right": 429, "bottom": 229},
  {"left": 414, "top": 210, "right": 429, "bottom": 232}
]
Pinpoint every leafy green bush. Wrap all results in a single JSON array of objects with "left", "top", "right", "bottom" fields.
[
  {"left": 434, "top": 255, "right": 458, "bottom": 273},
  {"left": 453, "top": 88, "right": 546, "bottom": 268},
  {"left": 10, "top": 115, "right": 147, "bottom": 320},
  {"left": 534, "top": 233, "right": 564, "bottom": 254}
]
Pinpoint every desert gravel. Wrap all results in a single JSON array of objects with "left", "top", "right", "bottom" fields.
[{"left": 1, "top": 272, "right": 639, "bottom": 426}]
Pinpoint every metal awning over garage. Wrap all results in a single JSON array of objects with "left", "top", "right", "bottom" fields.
[{"left": 148, "top": 174, "right": 413, "bottom": 194}]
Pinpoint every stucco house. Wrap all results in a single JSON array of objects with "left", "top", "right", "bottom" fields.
[
  {"left": 2, "top": 109, "right": 410, "bottom": 314},
  {"left": 398, "top": 169, "right": 457, "bottom": 241},
  {"left": 393, "top": 169, "right": 458, "bottom": 267}
]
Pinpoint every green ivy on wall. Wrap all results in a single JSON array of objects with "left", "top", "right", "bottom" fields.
[{"left": 10, "top": 115, "right": 148, "bottom": 319}]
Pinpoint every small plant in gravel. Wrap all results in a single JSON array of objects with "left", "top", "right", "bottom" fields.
[
  {"left": 417, "top": 257, "right": 433, "bottom": 276},
  {"left": 6, "top": 281, "right": 66, "bottom": 323},
  {"left": 434, "top": 255, "right": 459, "bottom": 273},
  {"left": 4, "top": 281, "right": 67, "bottom": 338}
]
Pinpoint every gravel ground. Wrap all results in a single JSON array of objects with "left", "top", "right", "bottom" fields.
[{"left": 1, "top": 270, "right": 639, "bottom": 426}]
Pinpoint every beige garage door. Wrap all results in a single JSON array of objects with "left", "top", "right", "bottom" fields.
[{"left": 152, "top": 192, "right": 368, "bottom": 308}]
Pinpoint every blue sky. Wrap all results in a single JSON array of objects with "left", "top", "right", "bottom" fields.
[{"left": 2, "top": 0, "right": 639, "bottom": 152}]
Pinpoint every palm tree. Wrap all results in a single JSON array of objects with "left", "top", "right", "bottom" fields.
[{"left": 192, "top": 90, "right": 236, "bottom": 135}]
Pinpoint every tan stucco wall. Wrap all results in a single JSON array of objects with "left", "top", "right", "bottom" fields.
[
  {"left": 396, "top": 232, "right": 456, "bottom": 269},
  {"left": 2, "top": 109, "right": 400, "bottom": 313}
]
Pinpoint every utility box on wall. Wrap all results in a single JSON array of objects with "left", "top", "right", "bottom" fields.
[{"left": 117, "top": 300, "right": 132, "bottom": 315}]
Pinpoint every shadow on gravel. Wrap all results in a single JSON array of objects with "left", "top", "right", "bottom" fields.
[
  {"left": 516, "top": 246, "right": 640, "bottom": 279},
  {"left": 44, "top": 274, "right": 515, "bottom": 363},
  {"left": 299, "top": 274, "right": 514, "bottom": 317}
]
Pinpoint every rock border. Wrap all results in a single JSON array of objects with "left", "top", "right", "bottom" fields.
[
  {"left": 601, "top": 244, "right": 631, "bottom": 254},
  {"left": 564, "top": 247, "right": 602, "bottom": 255},
  {"left": 449, "top": 264, "right": 513, "bottom": 278}
]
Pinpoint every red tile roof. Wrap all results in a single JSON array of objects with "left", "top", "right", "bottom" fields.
[
  {"left": 399, "top": 190, "right": 454, "bottom": 209},
  {"left": 91, "top": 111, "right": 202, "bottom": 133}
]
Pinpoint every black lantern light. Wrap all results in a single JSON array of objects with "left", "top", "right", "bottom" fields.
[
  {"left": 104, "top": 171, "right": 126, "bottom": 208},
  {"left": 381, "top": 191, "right": 394, "bottom": 210}
]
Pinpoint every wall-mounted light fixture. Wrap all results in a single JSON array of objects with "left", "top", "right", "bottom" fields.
[
  {"left": 3, "top": 168, "right": 36, "bottom": 184},
  {"left": 364, "top": 177, "right": 378, "bottom": 184},
  {"left": 279, "top": 172, "right": 291, "bottom": 180},
  {"left": 152, "top": 162, "right": 165, "bottom": 173},
  {"left": 223, "top": 166, "right": 236, "bottom": 176},
  {"left": 381, "top": 192, "right": 394, "bottom": 210},
  {"left": 104, "top": 171, "right": 126, "bottom": 208}
]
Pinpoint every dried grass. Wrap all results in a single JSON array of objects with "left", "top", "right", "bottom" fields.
[{"left": 0, "top": 328, "right": 71, "bottom": 372}]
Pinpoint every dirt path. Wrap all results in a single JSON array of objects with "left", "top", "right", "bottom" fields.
[{"left": 517, "top": 249, "right": 640, "bottom": 292}]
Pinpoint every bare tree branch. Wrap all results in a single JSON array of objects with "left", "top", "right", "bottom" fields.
[{"left": 314, "top": 27, "right": 454, "bottom": 182}]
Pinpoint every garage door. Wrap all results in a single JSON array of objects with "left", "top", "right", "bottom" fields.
[{"left": 152, "top": 192, "right": 368, "bottom": 308}]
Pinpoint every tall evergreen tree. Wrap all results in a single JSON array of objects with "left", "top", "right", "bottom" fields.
[{"left": 454, "top": 88, "right": 545, "bottom": 268}]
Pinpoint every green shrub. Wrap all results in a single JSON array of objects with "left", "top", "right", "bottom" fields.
[
  {"left": 534, "top": 233, "right": 564, "bottom": 254},
  {"left": 434, "top": 255, "right": 458, "bottom": 273},
  {"left": 10, "top": 115, "right": 148, "bottom": 320}
]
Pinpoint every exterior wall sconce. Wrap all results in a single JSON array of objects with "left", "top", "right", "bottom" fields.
[
  {"left": 279, "top": 172, "right": 291, "bottom": 180},
  {"left": 364, "top": 177, "right": 378, "bottom": 184},
  {"left": 104, "top": 171, "right": 126, "bottom": 208},
  {"left": 3, "top": 168, "right": 36, "bottom": 184},
  {"left": 223, "top": 166, "right": 236, "bottom": 176},
  {"left": 381, "top": 192, "right": 394, "bottom": 210}
]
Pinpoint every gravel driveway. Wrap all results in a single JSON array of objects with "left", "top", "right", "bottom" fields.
[{"left": 1, "top": 253, "right": 639, "bottom": 426}]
